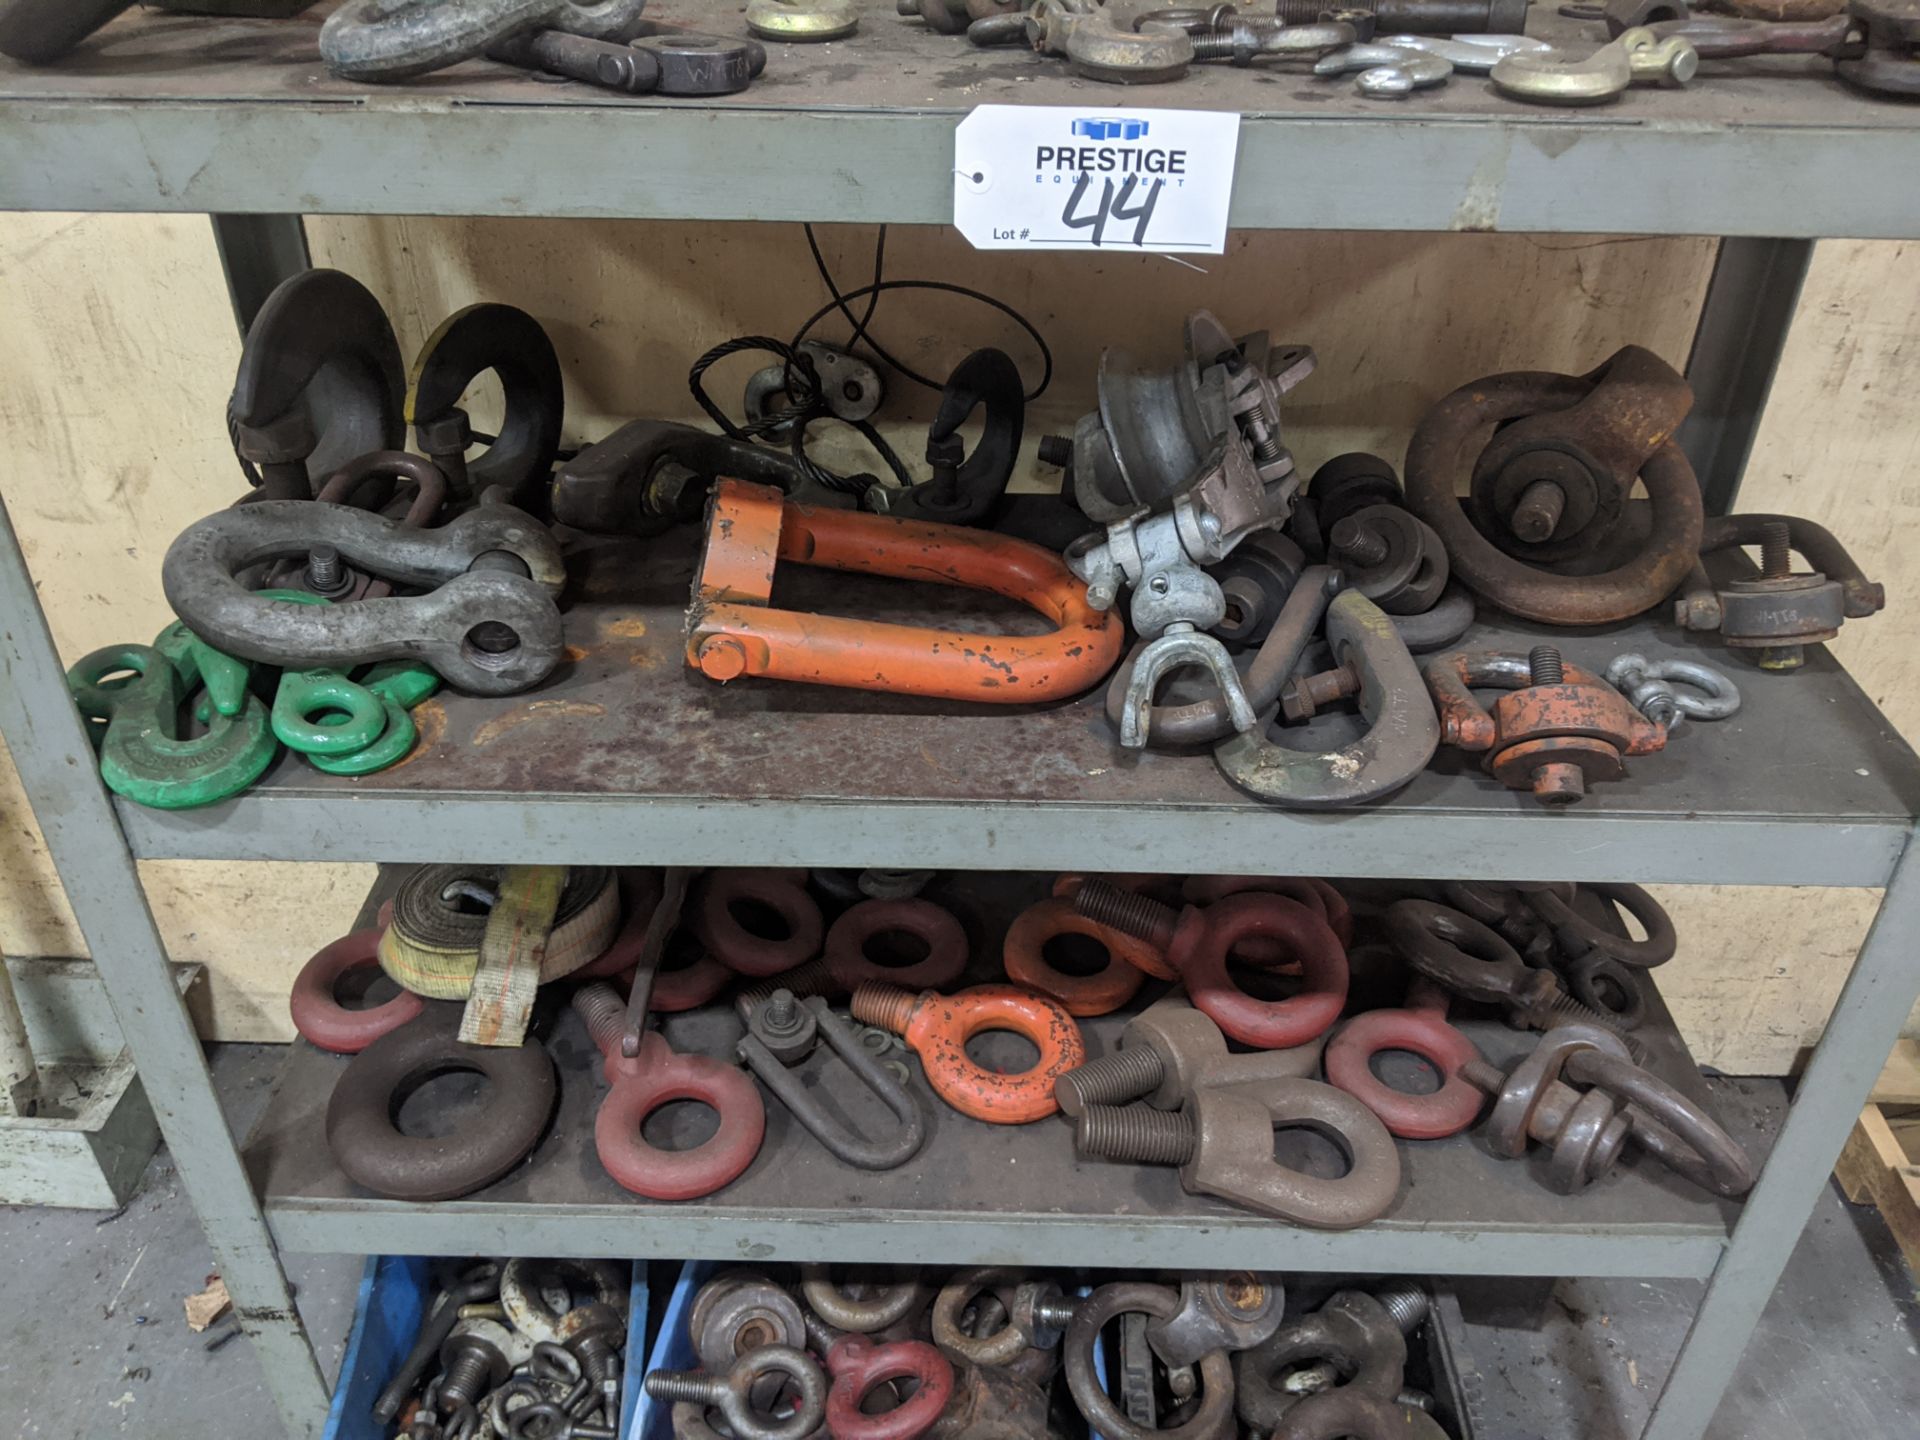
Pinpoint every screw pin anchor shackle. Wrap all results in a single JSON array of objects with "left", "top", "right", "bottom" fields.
[
  {"left": 1425, "top": 646, "right": 1665, "bottom": 806},
  {"left": 574, "top": 985, "right": 765, "bottom": 1200},
  {"left": 736, "top": 990, "right": 927, "bottom": 1171},
  {"left": 850, "top": 983, "right": 1086, "bottom": 1124},
  {"left": 686, "top": 479, "right": 1124, "bottom": 703}
]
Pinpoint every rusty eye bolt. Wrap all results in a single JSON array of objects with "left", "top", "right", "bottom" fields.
[
  {"left": 1425, "top": 646, "right": 1665, "bottom": 806},
  {"left": 1403, "top": 344, "right": 1704, "bottom": 626},
  {"left": 1071, "top": 881, "right": 1349, "bottom": 1049}
]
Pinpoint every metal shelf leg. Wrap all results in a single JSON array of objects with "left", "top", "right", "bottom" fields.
[
  {"left": 1642, "top": 833, "right": 1920, "bottom": 1440},
  {"left": 1676, "top": 236, "right": 1814, "bottom": 516},
  {"left": 0, "top": 496, "right": 329, "bottom": 1438}
]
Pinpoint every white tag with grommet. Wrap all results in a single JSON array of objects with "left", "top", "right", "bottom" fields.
[{"left": 953, "top": 105, "right": 1241, "bottom": 255}]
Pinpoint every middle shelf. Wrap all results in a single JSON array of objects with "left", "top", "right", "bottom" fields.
[
  {"left": 116, "top": 528, "right": 1920, "bottom": 886},
  {"left": 244, "top": 873, "right": 1750, "bottom": 1279}
]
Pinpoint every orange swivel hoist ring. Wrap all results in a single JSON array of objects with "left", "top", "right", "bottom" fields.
[
  {"left": 686, "top": 479, "right": 1124, "bottom": 703},
  {"left": 851, "top": 983, "right": 1086, "bottom": 1124},
  {"left": 1003, "top": 897, "right": 1151, "bottom": 1017}
]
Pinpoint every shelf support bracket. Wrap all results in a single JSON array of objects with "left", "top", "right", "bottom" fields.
[
  {"left": 0, "top": 495, "right": 330, "bottom": 1437},
  {"left": 1676, "top": 236, "right": 1814, "bottom": 516},
  {"left": 210, "top": 213, "right": 310, "bottom": 335},
  {"left": 1641, "top": 828, "right": 1920, "bottom": 1440}
]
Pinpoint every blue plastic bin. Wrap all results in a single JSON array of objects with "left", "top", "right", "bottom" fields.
[
  {"left": 630, "top": 1262, "right": 1109, "bottom": 1440},
  {"left": 321, "top": 1256, "right": 649, "bottom": 1439}
]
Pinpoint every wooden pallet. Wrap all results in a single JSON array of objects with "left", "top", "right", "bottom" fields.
[{"left": 1835, "top": 1040, "right": 1920, "bottom": 1279}]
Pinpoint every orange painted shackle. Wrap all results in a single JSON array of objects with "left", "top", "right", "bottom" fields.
[
  {"left": 851, "top": 982, "right": 1086, "bottom": 1124},
  {"left": 686, "top": 479, "right": 1124, "bottom": 703}
]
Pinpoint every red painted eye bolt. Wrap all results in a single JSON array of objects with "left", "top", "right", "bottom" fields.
[
  {"left": 692, "top": 869, "right": 825, "bottom": 979},
  {"left": 1002, "top": 897, "right": 1150, "bottom": 1017},
  {"left": 1072, "top": 882, "right": 1349, "bottom": 1050},
  {"left": 289, "top": 927, "right": 424, "bottom": 1054},
  {"left": 1323, "top": 982, "right": 1486, "bottom": 1140},
  {"left": 825, "top": 1335, "right": 953, "bottom": 1440},
  {"left": 851, "top": 983, "right": 1087, "bottom": 1124},
  {"left": 1182, "top": 874, "right": 1355, "bottom": 950},
  {"left": 574, "top": 985, "right": 764, "bottom": 1200},
  {"left": 823, "top": 898, "right": 969, "bottom": 992}
]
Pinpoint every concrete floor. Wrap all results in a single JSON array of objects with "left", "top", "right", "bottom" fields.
[{"left": 0, "top": 1055, "right": 1914, "bottom": 1439}]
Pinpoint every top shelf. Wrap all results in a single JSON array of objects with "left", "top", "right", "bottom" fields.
[{"left": 3, "top": 1, "right": 1920, "bottom": 237}]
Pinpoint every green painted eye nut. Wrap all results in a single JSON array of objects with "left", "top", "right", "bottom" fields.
[
  {"left": 66, "top": 641, "right": 278, "bottom": 811},
  {"left": 306, "top": 697, "right": 419, "bottom": 776},
  {"left": 274, "top": 667, "right": 389, "bottom": 754}
]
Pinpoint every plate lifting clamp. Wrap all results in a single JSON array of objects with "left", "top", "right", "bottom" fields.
[{"left": 686, "top": 479, "right": 1123, "bottom": 703}]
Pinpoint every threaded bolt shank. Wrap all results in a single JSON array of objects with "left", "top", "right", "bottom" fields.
[
  {"left": 1510, "top": 480, "right": 1567, "bottom": 544},
  {"left": 645, "top": 1370, "right": 723, "bottom": 1406},
  {"left": 1375, "top": 1285, "right": 1430, "bottom": 1334},
  {"left": 1330, "top": 516, "right": 1389, "bottom": 568},
  {"left": 439, "top": 1349, "right": 491, "bottom": 1409},
  {"left": 1528, "top": 645, "right": 1565, "bottom": 687},
  {"left": 1037, "top": 434, "right": 1074, "bottom": 468},
  {"left": 1759, "top": 520, "right": 1793, "bottom": 579},
  {"left": 1073, "top": 881, "right": 1178, "bottom": 950},
  {"left": 571, "top": 984, "right": 626, "bottom": 1058},
  {"left": 850, "top": 982, "right": 919, "bottom": 1037},
  {"left": 1035, "top": 1297, "right": 1079, "bottom": 1329},
  {"left": 1077, "top": 1104, "right": 1196, "bottom": 1166},
  {"left": 1055, "top": 1046, "right": 1168, "bottom": 1116}
]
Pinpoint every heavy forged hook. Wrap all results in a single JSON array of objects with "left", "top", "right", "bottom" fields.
[
  {"left": 409, "top": 303, "right": 566, "bottom": 512},
  {"left": 67, "top": 639, "right": 279, "bottom": 811},
  {"left": 1214, "top": 590, "right": 1438, "bottom": 808},
  {"left": 228, "top": 269, "right": 407, "bottom": 501},
  {"left": 162, "top": 500, "right": 566, "bottom": 696},
  {"left": 321, "top": 0, "right": 651, "bottom": 80}
]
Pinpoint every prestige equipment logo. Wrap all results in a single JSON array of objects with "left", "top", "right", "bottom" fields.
[
  {"left": 1037, "top": 115, "right": 1188, "bottom": 177},
  {"left": 1071, "top": 116, "right": 1150, "bottom": 141}
]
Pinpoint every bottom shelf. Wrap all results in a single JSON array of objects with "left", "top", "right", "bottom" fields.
[{"left": 244, "top": 872, "right": 1750, "bottom": 1278}]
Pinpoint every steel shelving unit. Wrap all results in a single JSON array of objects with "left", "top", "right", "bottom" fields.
[{"left": 3, "top": 5, "right": 1919, "bottom": 1439}]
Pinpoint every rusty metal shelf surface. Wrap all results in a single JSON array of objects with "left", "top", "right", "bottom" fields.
[
  {"left": 117, "top": 526, "right": 1920, "bottom": 884},
  {"left": 4, "top": 2, "right": 1920, "bottom": 236},
  {"left": 244, "top": 870, "right": 1745, "bottom": 1275}
]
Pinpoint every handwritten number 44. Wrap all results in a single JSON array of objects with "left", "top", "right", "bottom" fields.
[{"left": 1061, "top": 173, "right": 1164, "bottom": 247}]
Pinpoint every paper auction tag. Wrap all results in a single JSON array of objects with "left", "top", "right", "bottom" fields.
[{"left": 954, "top": 105, "right": 1241, "bottom": 255}]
